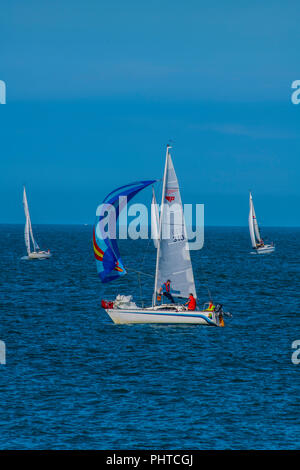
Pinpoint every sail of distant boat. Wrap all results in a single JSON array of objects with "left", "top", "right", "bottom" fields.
[
  {"left": 23, "top": 186, "right": 40, "bottom": 254},
  {"left": 248, "top": 192, "right": 275, "bottom": 254},
  {"left": 248, "top": 192, "right": 258, "bottom": 249},
  {"left": 93, "top": 180, "right": 156, "bottom": 283},
  {"left": 22, "top": 186, "right": 51, "bottom": 259}
]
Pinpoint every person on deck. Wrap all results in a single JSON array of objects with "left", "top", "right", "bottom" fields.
[
  {"left": 206, "top": 300, "right": 215, "bottom": 311},
  {"left": 158, "top": 280, "right": 175, "bottom": 303},
  {"left": 257, "top": 239, "right": 264, "bottom": 248},
  {"left": 185, "top": 293, "right": 196, "bottom": 311}
]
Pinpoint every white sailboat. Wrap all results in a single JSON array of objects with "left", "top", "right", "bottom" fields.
[
  {"left": 95, "top": 146, "right": 228, "bottom": 326},
  {"left": 248, "top": 192, "right": 275, "bottom": 254},
  {"left": 23, "top": 187, "right": 51, "bottom": 259}
]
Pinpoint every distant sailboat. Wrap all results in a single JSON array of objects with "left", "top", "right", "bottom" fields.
[
  {"left": 23, "top": 187, "right": 51, "bottom": 259},
  {"left": 248, "top": 192, "right": 275, "bottom": 254},
  {"left": 94, "top": 146, "right": 229, "bottom": 325}
]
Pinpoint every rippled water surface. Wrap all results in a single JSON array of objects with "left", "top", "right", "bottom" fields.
[{"left": 0, "top": 225, "right": 299, "bottom": 449}]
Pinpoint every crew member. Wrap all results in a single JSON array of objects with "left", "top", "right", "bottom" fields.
[
  {"left": 159, "top": 279, "right": 175, "bottom": 303},
  {"left": 257, "top": 239, "right": 264, "bottom": 247},
  {"left": 185, "top": 293, "right": 196, "bottom": 311},
  {"left": 206, "top": 300, "right": 215, "bottom": 311}
]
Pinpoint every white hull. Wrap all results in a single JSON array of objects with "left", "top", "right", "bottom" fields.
[
  {"left": 253, "top": 244, "right": 275, "bottom": 254},
  {"left": 104, "top": 307, "right": 220, "bottom": 326},
  {"left": 28, "top": 251, "right": 51, "bottom": 259}
]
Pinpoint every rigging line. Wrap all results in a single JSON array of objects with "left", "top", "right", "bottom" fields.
[{"left": 126, "top": 267, "right": 154, "bottom": 278}]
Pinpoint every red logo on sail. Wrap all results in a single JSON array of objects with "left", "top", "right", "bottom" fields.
[{"left": 165, "top": 188, "right": 177, "bottom": 203}]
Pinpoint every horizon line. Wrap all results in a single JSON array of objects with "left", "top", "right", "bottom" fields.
[{"left": 0, "top": 223, "right": 299, "bottom": 228}]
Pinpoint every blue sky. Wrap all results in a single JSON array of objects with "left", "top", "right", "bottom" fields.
[{"left": 0, "top": 0, "right": 299, "bottom": 225}]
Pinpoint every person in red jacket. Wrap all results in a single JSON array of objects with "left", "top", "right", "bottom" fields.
[{"left": 185, "top": 293, "right": 196, "bottom": 311}]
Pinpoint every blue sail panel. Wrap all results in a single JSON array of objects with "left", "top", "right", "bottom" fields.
[{"left": 93, "top": 180, "right": 156, "bottom": 283}]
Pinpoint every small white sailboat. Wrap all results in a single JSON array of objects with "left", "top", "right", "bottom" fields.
[
  {"left": 94, "top": 146, "right": 230, "bottom": 326},
  {"left": 248, "top": 192, "right": 275, "bottom": 254},
  {"left": 23, "top": 187, "right": 51, "bottom": 259}
]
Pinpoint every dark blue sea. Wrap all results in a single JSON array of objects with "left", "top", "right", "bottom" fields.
[{"left": 0, "top": 225, "right": 299, "bottom": 450}]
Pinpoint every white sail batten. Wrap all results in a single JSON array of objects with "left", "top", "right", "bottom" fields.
[{"left": 153, "top": 147, "right": 197, "bottom": 304}]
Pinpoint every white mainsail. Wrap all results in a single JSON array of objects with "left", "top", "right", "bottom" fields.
[
  {"left": 252, "top": 201, "right": 261, "bottom": 242},
  {"left": 24, "top": 215, "right": 30, "bottom": 255},
  {"left": 249, "top": 192, "right": 262, "bottom": 248},
  {"left": 23, "top": 187, "right": 39, "bottom": 254},
  {"left": 151, "top": 187, "right": 159, "bottom": 249},
  {"left": 153, "top": 147, "right": 196, "bottom": 305}
]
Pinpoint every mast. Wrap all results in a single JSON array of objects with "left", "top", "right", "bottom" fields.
[{"left": 153, "top": 145, "right": 170, "bottom": 306}]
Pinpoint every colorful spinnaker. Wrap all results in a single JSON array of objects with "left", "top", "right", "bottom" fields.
[{"left": 93, "top": 180, "right": 156, "bottom": 283}]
